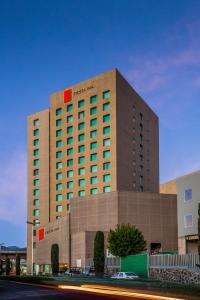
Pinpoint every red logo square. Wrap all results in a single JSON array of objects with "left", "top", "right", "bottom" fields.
[
  {"left": 38, "top": 228, "right": 44, "bottom": 241},
  {"left": 64, "top": 89, "right": 72, "bottom": 103}
]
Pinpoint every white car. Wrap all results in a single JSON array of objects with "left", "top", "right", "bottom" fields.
[{"left": 111, "top": 272, "right": 139, "bottom": 279}]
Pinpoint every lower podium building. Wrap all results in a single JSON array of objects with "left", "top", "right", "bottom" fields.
[{"left": 31, "top": 191, "right": 177, "bottom": 273}]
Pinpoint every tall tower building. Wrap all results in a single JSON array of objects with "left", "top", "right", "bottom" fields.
[{"left": 27, "top": 69, "right": 162, "bottom": 272}]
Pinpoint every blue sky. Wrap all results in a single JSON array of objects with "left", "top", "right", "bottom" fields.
[{"left": 0, "top": 0, "right": 200, "bottom": 247}]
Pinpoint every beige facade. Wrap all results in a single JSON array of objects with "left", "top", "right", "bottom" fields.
[{"left": 27, "top": 69, "right": 163, "bottom": 273}]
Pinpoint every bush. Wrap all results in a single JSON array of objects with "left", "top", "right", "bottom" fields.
[
  {"left": 93, "top": 231, "right": 105, "bottom": 276},
  {"left": 5, "top": 257, "right": 11, "bottom": 275},
  {"left": 51, "top": 244, "right": 59, "bottom": 275},
  {"left": 16, "top": 255, "right": 21, "bottom": 276},
  {"left": 0, "top": 275, "right": 54, "bottom": 283}
]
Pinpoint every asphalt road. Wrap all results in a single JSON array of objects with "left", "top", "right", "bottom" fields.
[{"left": 0, "top": 281, "right": 143, "bottom": 300}]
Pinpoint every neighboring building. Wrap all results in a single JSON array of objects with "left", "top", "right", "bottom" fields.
[
  {"left": 27, "top": 69, "right": 177, "bottom": 273},
  {"left": 160, "top": 170, "right": 200, "bottom": 254},
  {"left": 0, "top": 246, "right": 27, "bottom": 274}
]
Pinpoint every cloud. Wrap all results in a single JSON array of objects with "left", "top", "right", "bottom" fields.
[{"left": 0, "top": 150, "right": 27, "bottom": 225}]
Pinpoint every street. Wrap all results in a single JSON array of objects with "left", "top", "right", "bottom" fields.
[{"left": 0, "top": 281, "right": 146, "bottom": 300}]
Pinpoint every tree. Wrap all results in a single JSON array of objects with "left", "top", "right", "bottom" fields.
[
  {"left": 198, "top": 203, "right": 200, "bottom": 258},
  {"left": 16, "top": 255, "right": 21, "bottom": 276},
  {"left": 51, "top": 244, "right": 59, "bottom": 275},
  {"left": 0, "top": 258, "right": 3, "bottom": 275},
  {"left": 108, "top": 224, "right": 146, "bottom": 257},
  {"left": 5, "top": 257, "right": 11, "bottom": 275},
  {"left": 93, "top": 231, "right": 105, "bottom": 276}
]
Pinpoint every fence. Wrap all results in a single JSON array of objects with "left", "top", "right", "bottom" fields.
[
  {"left": 149, "top": 253, "right": 200, "bottom": 270},
  {"left": 85, "top": 257, "right": 120, "bottom": 273}
]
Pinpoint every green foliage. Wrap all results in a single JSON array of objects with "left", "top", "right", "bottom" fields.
[
  {"left": 108, "top": 224, "right": 146, "bottom": 257},
  {"left": 5, "top": 257, "right": 11, "bottom": 275},
  {"left": 0, "top": 275, "right": 53, "bottom": 283},
  {"left": 15, "top": 255, "right": 21, "bottom": 276},
  {"left": 198, "top": 203, "right": 200, "bottom": 257},
  {"left": 93, "top": 231, "right": 105, "bottom": 276},
  {"left": 51, "top": 244, "right": 59, "bottom": 275}
]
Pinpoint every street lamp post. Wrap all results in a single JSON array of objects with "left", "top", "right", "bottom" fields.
[{"left": 26, "top": 221, "right": 34, "bottom": 275}]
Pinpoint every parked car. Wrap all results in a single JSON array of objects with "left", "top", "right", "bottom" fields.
[
  {"left": 111, "top": 272, "right": 139, "bottom": 279},
  {"left": 82, "top": 267, "right": 95, "bottom": 277},
  {"left": 64, "top": 268, "right": 81, "bottom": 276}
]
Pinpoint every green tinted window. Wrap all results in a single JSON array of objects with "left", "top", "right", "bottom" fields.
[
  {"left": 90, "top": 130, "right": 97, "bottom": 138},
  {"left": 90, "top": 118, "right": 97, "bottom": 126},
  {"left": 67, "top": 204, "right": 71, "bottom": 211},
  {"left": 56, "top": 108, "right": 62, "bottom": 116},
  {"left": 78, "top": 122, "right": 85, "bottom": 130},
  {"left": 103, "top": 102, "right": 110, "bottom": 111},
  {"left": 78, "top": 111, "right": 85, "bottom": 119},
  {"left": 56, "top": 162, "right": 62, "bottom": 169},
  {"left": 79, "top": 145, "right": 85, "bottom": 153},
  {"left": 91, "top": 176, "right": 97, "bottom": 184},
  {"left": 78, "top": 168, "right": 85, "bottom": 175},
  {"left": 33, "top": 159, "right": 39, "bottom": 166},
  {"left": 56, "top": 183, "right": 62, "bottom": 190},
  {"left": 90, "top": 142, "right": 97, "bottom": 150},
  {"left": 91, "top": 165, "right": 97, "bottom": 173},
  {"left": 103, "top": 186, "right": 111, "bottom": 192},
  {"left": 103, "top": 114, "right": 110, "bottom": 122},
  {"left": 56, "top": 129, "right": 62, "bottom": 137},
  {"left": 67, "top": 181, "right": 74, "bottom": 189},
  {"left": 33, "top": 199, "right": 39, "bottom": 206},
  {"left": 90, "top": 107, "right": 97, "bottom": 115},
  {"left": 67, "top": 192, "right": 73, "bottom": 200},
  {"left": 78, "top": 99, "right": 85, "bottom": 108},
  {"left": 67, "top": 159, "right": 73, "bottom": 166},
  {"left": 79, "top": 179, "right": 85, "bottom": 186},
  {"left": 67, "top": 148, "right": 73, "bottom": 156},
  {"left": 67, "top": 115, "right": 73, "bottom": 123},
  {"left": 56, "top": 119, "right": 62, "bottom": 126},
  {"left": 33, "top": 149, "right": 39, "bottom": 156},
  {"left": 91, "top": 153, "right": 97, "bottom": 161},
  {"left": 79, "top": 156, "right": 85, "bottom": 164},
  {"left": 33, "top": 189, "right": 39, "bottom": 196},
  {"left": 67, "top": 126, "right": 73, "bottom": 134},
  {"left": 33, "top": 119, "right": 40, "bottom": 126},
  {"left": 103, "top": 138, "right": 110, "bottom": 146},
  {"left": 103, "top": 150, "right": 110, "bottom": 158},
  {"left": 78, "top": 134, "right": 85, "bottom": 141},
  {"left": 33, "top": 169, "right": 39, "bottom": 176},
  {"left": 33, "top": 179, "right": 39, "bottom": 186},
  {"left": 67, "top": 137, "right": 73, "bottom": 144},
  {"left": 103, "top": 90, "right": 110, "bottom": 99},
  {"left": 103, "top": 126, "right": 110, "bottom": 134},
  {"left": 56, "top": 194, "right": 62, "bottom": 201},
  {"left": 103, "top": 162, "right": 111, "bottom": 170},
  {"left": 90, "top": 95, "right": 97, "bottom": 104},
  {"left": 56, "top": 140, "right": 62, "bottom": 148},
  {"left": 33, "top": 129, "right": 39, "bottom": 136},
  {"left": 79, "top": 190, "right": 85, "bottom": 197},
  {"left": 56, "top": 172, "right": 62, "bottom": 180},
  {"left": 67, "top": 170, "right": 73, "bottom": 178},
  {"left": 67, "top": 104, "right": 73, "bottom": 112},
  {"left": 33, "top": 209, "right": 39, "bottom": 217},
  {"left": 103, "top": 174, "right": 110, "bottom": 182},
  {"left": 90, "top": 188, "right": 98, "bottom": 195},
  {"left": 56, "top": 205, "right": 62, "bottom": 212},
  {"left": 33, "top": 139, "right": 39, "bottom": 146},
  {"left": 56, "top": 151, "right": 62, "bottom": 158}
]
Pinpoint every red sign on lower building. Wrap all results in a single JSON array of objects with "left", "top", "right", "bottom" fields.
[
  {"left": 64, "top": 89, "right": 72, "bottom": 103},
  {"left": 38, "top": 228, "right": 44, "bottom": 241}
]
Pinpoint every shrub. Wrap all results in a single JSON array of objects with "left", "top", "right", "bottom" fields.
[
  {"left": 51, "top": 244, "right": 59, "bottom": 275},
  {"left": 93, "top": 231, "right": 105, "bottom": 276}
]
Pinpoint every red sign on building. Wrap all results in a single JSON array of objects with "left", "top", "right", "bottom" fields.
[
  {"left": 63, "top": 89, "right": 72, "bottom": 103},
  {"left": 38, "top": 228, "right": 44, "bottom": 241}
]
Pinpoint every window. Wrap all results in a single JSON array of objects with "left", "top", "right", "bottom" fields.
[
  {"left": 67, "top": 204, "right": 71, "bottom": 211},
  {"left": 56, "top": 119, "right": 62, "bottom": 126},
  {"left": 103, "top": 114, "right": 110, "bottom": 122},
  {"left": 139, "top": 123, "right": 143, "bottom": 132},
  {"left": 140, "top": 112, "right": 143, "bottom": 121},
  {"left": 33, "top": 199, "right": 39, "bottom": 206},
  {"left": 67, "top": 126, "right": 73, "bottom": 134},
  {"left": 67, "top": 170, "right": 73, "bottom": 178},
  {"left": 56, "top": 172, "right": 62, "bottom": 180},
  {"left": 103, "top": 150, "right": 110, "bottom": 158},
  {"left": 90, "top": 107, "right": 97, "bottom": 115},
  {"left": 78, "top": 122, "right": 85, "bottom": 130},
  {"left": 56, "top": 151, "right": 62, "bottom": 158},
  {"left": 79, "top": 190, "right": 85, "bottom": 197},
  {"left": 33, "top": 229, "right": 37, "bottom": 236},
  {"left": 103, "top": 174, "right": 110, "bottom": 182},
  {"left": 67, "top": 159, "right": 73, "bottom": 166},
  {"left": 91, "top": 188, "right": 98, "bottom": 195},
  {"left": 33, "top": 149, "right": 39, "bottom": 156},
  {"left": 91, "top": 153, "right": 97, "bottom": 161},
  {"left": 140, "top": 175, "right": 143, "bottom": 184},
  {"left": 90, "top": 118, "right": 97, "bottom": 127},
  {"left": 90, "top": 95, "right": 97, "bottom": 104},
  {"left": 91, "top": 165, "right": 97, "bottom": 173},
  {"left": 90, "top": 141, "right": 97, "bottom": 150},
  {"left": 33, "top": 119, "right": 40, "bottom": 126},
  {"left": 139, "top": 165, "right": 143, "bottom": 172},
  {"left": 140, "top": 144, "right": 143, "bottom": 153},
  {"left": 103, "top": 186, "right": 111, "bottom": 193},
  {"left": 103, "top": 162, "right": 111, "bottom": 170},
  {"left": 33, "top": 129, "right": 39, "bottom": 136},
  {"left": 56, "top": 108, "right": 62, "bottom": 116},
  {"left": 103, "top": 102, "right": 110, "bottom": 111},
  {"left": 56, "top": 216, "right": 61, "bottom": 220},
  {"left": 79, "top": 156, "right": 85, "bottom": 164},
  {"left": 78, "top": 99, "right": 85, "bottom": 108},
  {"left": 91, "top": 176, "right": 97, "bottom": 184},
  {"left": 33, "top": 169, "right": 39, "bottom": 176},
  {"left": 33, "top": 139, "right": 39, "bottom": 146},
  {"left": 33, "top": 159, "right": 39, "bottom": 166},
  {"left": 103, "top": 126, "right": 110, "bottom": 134},
  {"left": 90, "top": 130, "right": 97, "bottom": 138},
  {"left": 56, "top": 162, "right": 62, "bottom": 169},
  {"left": 103, "top": 90, "right": 110, "bottom": 99},
  {"left": 67, "top": 148, "right": 73, "bottom": 156},
  {"left": 140, "top": 185, "right": 143, "bottom": 192},
  {"left": 79, "top": 145, "right": 85, "bottom": 153},
  {"left": 56, "top": 140, "right": 62, "bottom": 148},
  {"left": 56, "top": 129, "right": 62, "bottom": 137},
  {"left": 79, "top": 168, "right": 85, "bottom": 175},
  {"left": 67, "top": 181, "right": 74, "bottom": 189},
  {"left": 67, "top": 115, "right": 73, "bottom": 123},
  {"left": 78, "top": 133, "right": 85, "bottom": 141},
  {"left": 33, "top": 209, "right": 39, "bottom": 217},
  {"left": 67, "top": 137, "right": 73, "bottom": 145},
  {"left": 79, "top": 179, "right": 85, "bottom": 186},
  {"left": 56, "top": 205, "right": 62, "bottom": 212},
  {"left": 140, "top": 134, "right": 143, "bottom": 143},
  {"left": 56, "top": 194, "right": 62, "bottom": 201},
  {"left": 67, "top": 104, "right": 73, "bottom": 112},
  {"left": 78, "top": 111, "right": 85, "bottom": 119},
  {"left": 67, "top": 192, "right": 73, "bottom": 200},
  {"left": 33, "top": 179, "right": 39, "bottom": 186},
  {"left": 33, "top": 219, "right": 40, "bottom": 226},
  {"left": 103, "top": 138, "right": 110, "bottom": 147},
  {"left": 140, "top": 154, "right": 143, "bottom": 162},
  {"left": 56, "top": 183, "right": 62, "bottom": 190},
  {"left": 33, "top": 189, "right": 39, "bottom": 196},
  {"left": 184, "top": 214, "right": 193, "bottom": 228},
  {"left": 184, "top": 189, "right": 192, "bottom": 201}
]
